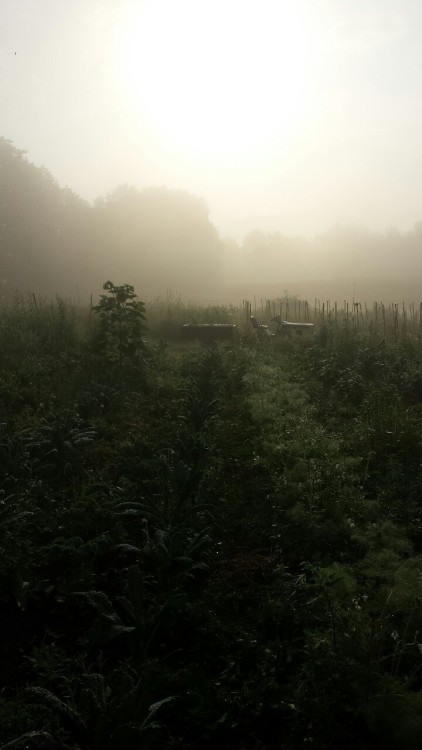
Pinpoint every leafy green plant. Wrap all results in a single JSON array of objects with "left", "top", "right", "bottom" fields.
[
  {"left": 22, "top": 414, "right": 95, "bottom": 477},
  {"left": 91, "top": 281, "right": 147, "bottom": 368},
  {"left": 115, "top": 497, "right": 211, "bottom": 590},
  {"left": 2, "top": 671, "right": 173, "bottom": 750}
]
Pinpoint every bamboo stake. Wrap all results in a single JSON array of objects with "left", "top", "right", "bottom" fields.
[{"left": 419, "top": 302, "right": 422, "bottom": 343}]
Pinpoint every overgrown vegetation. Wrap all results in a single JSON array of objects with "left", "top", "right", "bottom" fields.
[{"left": 1, "top": 287, "right": 422, "bottom": 749}]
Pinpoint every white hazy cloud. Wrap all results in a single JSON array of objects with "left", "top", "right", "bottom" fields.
[{"left": 2, "top": 0, "right": 422, "bottom": 239}]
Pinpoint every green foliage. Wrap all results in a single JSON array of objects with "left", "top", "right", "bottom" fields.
[
  {"left": 22, "top": 413, "right": 96, "bottom": 476},
  {"left": 91, "top": 281, "right": 147, "bottom": 368},
  {"left": 3, "top": 294, "right": 422, "bottom": 749},
  {"left": 16, "top": 674, "right": 174, "bottom": 750}
]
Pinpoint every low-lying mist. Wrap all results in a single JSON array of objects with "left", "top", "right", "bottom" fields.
[{"left": 2, "top": 137, "right": 422, "bottom": 307}]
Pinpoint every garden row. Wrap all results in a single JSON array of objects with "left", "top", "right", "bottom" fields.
[{"left": 0, "top": 289, "right": 422, "bottom": 748}]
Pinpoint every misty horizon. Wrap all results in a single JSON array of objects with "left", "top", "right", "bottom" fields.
[
  {"left": 8, "top": 132, "right": 422, "bottom": 243},
  {"left": 3, "top": 1, "right": 422, "bottom": 304},
  {"left": 2, "top": 136, "right": 422, "bottom": 307},
  {"left": 3, "top": 1, "right": 422, "bottom": 242},
  {"left": 4, "top": 130, "right": 422, "bottom": 245}
]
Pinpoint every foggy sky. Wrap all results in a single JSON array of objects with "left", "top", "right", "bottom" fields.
[{"left": 2, "top": 0, "right": 422, "bottom": 240}]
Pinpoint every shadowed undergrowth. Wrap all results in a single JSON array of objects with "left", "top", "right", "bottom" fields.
[{"left": 1, "top": 291, "right": 422, "bottom": 749}]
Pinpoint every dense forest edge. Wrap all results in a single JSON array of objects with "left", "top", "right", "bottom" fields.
[
  {"left": 3, "top": 136, "right": 422, "bottom": 305},
  {"left": 1, "top": 284, "right": 422, "bottom": 748}
]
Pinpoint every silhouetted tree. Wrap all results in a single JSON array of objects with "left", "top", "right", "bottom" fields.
[
  {"left": 92, "top": 185, "right": 223, "bottom": 297},
  {"left": 0, "top": 138, "right": 92, "bottom": 300}
]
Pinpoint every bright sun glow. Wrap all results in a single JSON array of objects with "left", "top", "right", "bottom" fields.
[{"left": 114, "top": 0, "right": 315, "bottom": 162}]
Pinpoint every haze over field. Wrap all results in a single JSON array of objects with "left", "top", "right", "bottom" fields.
[{"left": 2, "top": 0, "right": 422, "bottom": 301}]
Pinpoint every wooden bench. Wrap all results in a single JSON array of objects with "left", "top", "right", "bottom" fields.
[{"left": 271, "top": 316, "right": 314, "bottom": 335}]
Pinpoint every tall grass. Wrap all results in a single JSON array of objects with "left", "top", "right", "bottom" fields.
[
  {"left": 242, "top": 295, "right": 422, "bottom": 346},
  {"left": 2, "top": 289, "right": 422, "bottom": 347},
  {"left": 0, "top": 293, "right": 87, "bottom": 360}
]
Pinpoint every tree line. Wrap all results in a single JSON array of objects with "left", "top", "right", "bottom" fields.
[
  {"left": 3, "top": 136, "right": 422, "bottom": 305},
  {"left": 224, "top": 223, "right": 422, "bottom": 288},
  {"left": 0, "top": 138, "right": 223, "bottom": 302}
]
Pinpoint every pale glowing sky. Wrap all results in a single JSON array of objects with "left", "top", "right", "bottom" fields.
[{"left": 2, "top": 0, "right": 422, "bottom": 238}]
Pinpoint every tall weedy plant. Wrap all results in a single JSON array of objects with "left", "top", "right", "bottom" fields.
[{"left": 92, "top": 281, "right": 147, "bottom": 368}]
